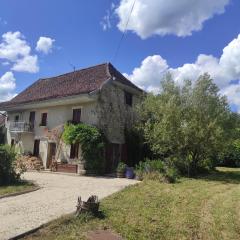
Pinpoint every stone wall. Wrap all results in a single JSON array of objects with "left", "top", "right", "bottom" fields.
[{"left": 96, "top": 81, "right": 142, "bottom": 144}]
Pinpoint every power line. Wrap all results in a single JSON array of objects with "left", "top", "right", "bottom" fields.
[{"left": 112, "top": 0, "right": 137, "bottom": 63}]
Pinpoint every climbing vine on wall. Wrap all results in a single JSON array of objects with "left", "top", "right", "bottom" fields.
[{"left": 62, "top": 123, "right": 105, "bottom": 174}]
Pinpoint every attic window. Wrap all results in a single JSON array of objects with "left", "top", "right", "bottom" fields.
[{"left": 125, "top": 91, "right": 133, "bottom": 106}]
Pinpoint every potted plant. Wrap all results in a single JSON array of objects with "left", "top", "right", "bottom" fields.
[
  {"left": 125, "top": 167, "right": 134, "bottom": 179},
  {"left": 116, "top": 162, "right": 126, "bottom": 178}
]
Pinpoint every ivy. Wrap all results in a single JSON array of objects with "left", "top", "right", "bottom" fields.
[{"left": 62, "top": 123, "right": 105, "bottom": 174}]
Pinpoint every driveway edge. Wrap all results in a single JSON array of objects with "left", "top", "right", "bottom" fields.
[{"left": 0, "top": 186, "right": 41, "bottom": 200}]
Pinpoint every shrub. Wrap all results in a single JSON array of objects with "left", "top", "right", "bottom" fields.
[
  {"left": 135, "top": 159, "right": 178, "bottom": 183},
  {"left": 62, "top": 123, "right": 105, "bottom": 174},
  {"left": 163, "top": 167, "right": 178, "bottom": 183},
  {"left": 0, "top": 145, "right": 20, "bottom": 185},
  {"left": 218, "top": 139, "right": 240, "bottom": 167},
  {"left": 116, "top": 162, "right": 127, "bottom": 173},
  {"left": 142, "top": 171, "right": 165, "bottom": 182},
  {"left": 138, "top": 74, "right": 233, "bottom": 176}
]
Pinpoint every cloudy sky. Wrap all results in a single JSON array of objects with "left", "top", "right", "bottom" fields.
[{"left": 0, "top": 0, "right": 240, "bottom": 111}]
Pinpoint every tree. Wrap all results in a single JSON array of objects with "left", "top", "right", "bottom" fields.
[
  {"left": 0, "top": 126, "right": 6, "bottom": 144},
  {"left": 138, "top": 73, "right": 232, "bottom": 175}
]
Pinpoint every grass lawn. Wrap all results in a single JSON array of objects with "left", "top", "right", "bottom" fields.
[
  {"left": 0, "top": 181, "right": 36, "bottom": 197},
  {"left": 23, "top": 167, "right": 240, "bottom": 240}
]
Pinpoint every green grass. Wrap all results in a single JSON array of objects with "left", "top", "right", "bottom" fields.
[
  {"left": 0, "top": 181, "right": 36, "bottom": 197},
  {"left": 23, "top": 167, "right": 240, "bottom": 240}
]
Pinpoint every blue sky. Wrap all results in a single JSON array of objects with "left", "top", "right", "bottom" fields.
[{"left": 0, "top": 0, "right": 240, "bottom": 110}]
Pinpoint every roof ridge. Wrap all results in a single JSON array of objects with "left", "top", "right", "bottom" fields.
[{"left": 41, "top": 62, "right": 109, "bottom": 80}]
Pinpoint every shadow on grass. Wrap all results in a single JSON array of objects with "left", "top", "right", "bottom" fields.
[{"left": 197, "top": 168, "right": 240, "bottom": 184}]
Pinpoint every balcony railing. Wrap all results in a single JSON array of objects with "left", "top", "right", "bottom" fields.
[{"left": 9, "top": 122, "right": 34, "bottom": 133}]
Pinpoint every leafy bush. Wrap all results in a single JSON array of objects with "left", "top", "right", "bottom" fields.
[
  {"left": 62, "top": 123, "right": 105, "bottom": 174},
  {"left": 0, "top": 126, "right": 6, "bottom": 144},
  {"left": 135, "top": 159, "right": 178, "bottom": 183},
  {"left": 138, "top": 74, "right": 233, "bottom": 176},
  {"left": 218, "top": 139, "right": 240, "bottom": 167},
  {"left": 163, "top": 167, "right": 178, "bottom": 183},
  {"left": 116, "top": 162, "right": 127, "bottom": 173},
  {"left": 0, "top": 145, "right": 21, "bottom": 185}
]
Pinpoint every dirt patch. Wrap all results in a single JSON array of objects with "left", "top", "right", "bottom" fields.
[{"left": 87, "top": 230, "right": 122, "bottom": 240}]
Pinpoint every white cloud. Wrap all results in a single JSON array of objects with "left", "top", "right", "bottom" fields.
[
  {"left": 101, "top": 3, "right": 116, "bottom": 31},
  {"left": 221, "top": 84, "right": 240, "bottom": 113},
  {"left": 125, "top": 55, "right": 168, "bottom": 93},
  {"left": 116, "top": 0, "right": 230, "bottom": 38},
  {"left": 0, "top": 32, "right": 31, "bottom": 61},
  {"left": 0, "top": 31, "right": 39, "bottom": 73},
  {"left": 36, "top": 37, "right": 55, "bottom": 54},
  {"left": 0, "top": 72, "right": 16, "bottom": 102},
  {"left": 12, "top": 55, "right": 39, "bottom": 73},
  {"left": 126, "top": 34, "right": 240, "bottom": 111}
]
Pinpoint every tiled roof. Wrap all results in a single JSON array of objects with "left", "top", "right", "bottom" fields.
[{"left": 0, "top": 63, "right": 142, "bottom": 109}]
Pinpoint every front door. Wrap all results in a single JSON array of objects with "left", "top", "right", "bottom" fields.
[
  {"left": 105, "top": 143, "right": 121, "bottom": 173},
  {"left": 47, "top": 143, "right": 56, "bottom": 168}
]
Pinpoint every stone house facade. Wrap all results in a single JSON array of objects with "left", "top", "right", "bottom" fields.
[{"left": 0, "top": 63, "right": 143, "bottom": 173}]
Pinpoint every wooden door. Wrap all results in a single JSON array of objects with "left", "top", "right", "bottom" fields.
[
  {"left": 33, "top": 139, "right": 40, "bottom": 157},
  {"left": 47, "top": 143, "right": 56, "bottom": 168},
  {"left": 105, "top": 143, "right": 121, "bottom": 173}
]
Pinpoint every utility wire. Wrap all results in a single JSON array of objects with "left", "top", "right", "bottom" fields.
[{"left": 112, "top": 0, "right": 137, "bottom": 63}]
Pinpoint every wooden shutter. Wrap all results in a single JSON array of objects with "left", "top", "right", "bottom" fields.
[
  {"left": 70, "top": 143, "right": 79, "bottom": 159},
  {"left": 29, "top": 111, "right": 35, "bottom": 128},
  {"left": 33, "top": 140, "right": 40, "bottom": 156},
  {"left": 72, "top": 109, "right": 81, "bottom": 124},
  {"left": 41, "top": 113, "right": 47, "bottom": 126}
]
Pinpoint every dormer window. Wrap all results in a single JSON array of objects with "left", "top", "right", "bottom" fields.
[{"left": 125, "top": 91, "right": 133, "bottom": 107}]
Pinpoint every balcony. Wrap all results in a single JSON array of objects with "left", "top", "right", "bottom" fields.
[{"left": 9, "top": 122, "right": 34, "bottom": 133}]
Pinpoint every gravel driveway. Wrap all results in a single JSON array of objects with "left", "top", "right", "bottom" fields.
[{"left": 0, "top": 172, "right": 138, "bottom": 240}]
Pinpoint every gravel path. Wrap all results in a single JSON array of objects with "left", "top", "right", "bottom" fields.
[{"left": 0, "top": 172, "right": 138, "bottom": 240}]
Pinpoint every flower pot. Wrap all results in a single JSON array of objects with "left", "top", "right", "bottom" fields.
[
  {"left": 116, "top": 171, "right": 125, "bottom": 178},
  {"left": 125, "top": 167, "right": 134, "bottom": 179}
]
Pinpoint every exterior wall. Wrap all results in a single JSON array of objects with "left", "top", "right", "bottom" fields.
[
  {"left": 5, "top": 82, "right": 142, "bottom": 170},
  {"left": 6, "top": 101, "right": 97, "bottom": 168},
  {"left": 96, "top": 81, "right": 142, "bottom": 172},
  {"left": 96, "top": 82, "right": 141, "bottom": 144}
]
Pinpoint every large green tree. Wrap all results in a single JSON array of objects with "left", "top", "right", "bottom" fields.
[{"left": 139, "top": 73, "right": 233, "bottom": 175}]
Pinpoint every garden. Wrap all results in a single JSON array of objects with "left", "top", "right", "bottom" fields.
[
  {"left": 0, "top": 145, "right": 35, "bottom": 197},
  {"left": 2, "top": 73, "right": 240, "bottom": 239}
]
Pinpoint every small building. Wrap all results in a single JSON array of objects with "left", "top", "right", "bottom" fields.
[{"left": 0, "top": 63, "right": 143, "bottom": 173}]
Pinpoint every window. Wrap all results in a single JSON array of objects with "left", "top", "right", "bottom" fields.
[
  {"left": 70, "top": 143, "right": 79, "bottom": 159},
  {"left": 125, "top": 91, "right": 133, "bottom": 106},
  {"left": 14, "top": 115, "right": 19, "bottom": 122},
  {"left": 72, "top": 108, "right": 81, "bottom": 124},
  {"left": 40, "top": 113, "right": 47, "bottom": 126}
]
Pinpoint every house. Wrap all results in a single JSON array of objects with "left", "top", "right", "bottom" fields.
[{"left": 0, "top": 63, "right": 143, "bottom": 173}]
